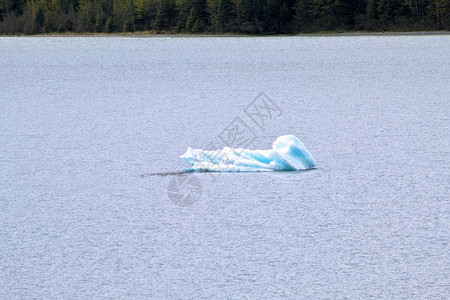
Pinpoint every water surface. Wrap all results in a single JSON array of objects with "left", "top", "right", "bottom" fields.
[{"left": 1, "top": 36, "right": 449, "bottom": 298}]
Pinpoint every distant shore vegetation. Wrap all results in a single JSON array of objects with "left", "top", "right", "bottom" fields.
[{"left": 1, "top": 0, "right": 449, "bottom": 35}]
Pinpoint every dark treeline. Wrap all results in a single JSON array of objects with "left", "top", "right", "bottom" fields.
[{"left": 1, "top": 0, "right": 449, "bottom": 34}]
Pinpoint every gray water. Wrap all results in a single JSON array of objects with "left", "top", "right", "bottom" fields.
[{"left": 1, "top": 36, "right": 449, "bottom": 299}]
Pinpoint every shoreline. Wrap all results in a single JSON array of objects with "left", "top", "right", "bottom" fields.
[{"left": 1, "top": 30, "right": 449, "bottom": 38}]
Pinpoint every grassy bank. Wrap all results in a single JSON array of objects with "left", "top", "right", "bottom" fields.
[{"left": 3, "top": 29, "right": 449, "bottom": 37}]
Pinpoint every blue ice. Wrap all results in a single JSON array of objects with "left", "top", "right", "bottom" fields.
[{"left": 181, "top": 135, "right": 317, "bottom": 172}]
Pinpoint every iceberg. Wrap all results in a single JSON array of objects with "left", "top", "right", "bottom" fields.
[{"left": 180, "top": 135, "right": 317, "bottom": 172}]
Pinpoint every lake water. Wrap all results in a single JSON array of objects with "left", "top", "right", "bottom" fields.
[{"left": 1, "top": 35, "right": 449, "bottom": 298}]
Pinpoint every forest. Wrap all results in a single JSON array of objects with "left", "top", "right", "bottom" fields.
[{"left": 1, "top": 0, "right": 449, "bottom": 34}]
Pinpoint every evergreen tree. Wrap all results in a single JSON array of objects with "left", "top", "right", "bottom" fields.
[
  {"left": 156, "top": 0, "right": 176, "bottom": 29},
  {"left": 207, "top": 0, "right": 235, "bottom": 31},
  {"left": 135, "top": 0, "right": 159, "bottom": 30}
]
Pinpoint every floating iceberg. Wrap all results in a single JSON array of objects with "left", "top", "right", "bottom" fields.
[{"left": 181, "top": 135, "right": 317, "bottom": 172}]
